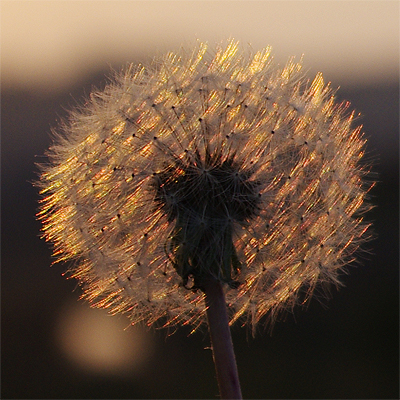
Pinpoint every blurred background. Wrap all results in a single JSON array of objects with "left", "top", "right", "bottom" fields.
[{"left": 1, "top": 1, "right": 399, "bottom": 399}]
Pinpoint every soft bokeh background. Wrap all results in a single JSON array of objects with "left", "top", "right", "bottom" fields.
[{"left": 2, "top": 1, "right": 399, "bottom": 399}]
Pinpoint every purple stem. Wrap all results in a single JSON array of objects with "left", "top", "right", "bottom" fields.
[{"left": 203, "top": 279, "right": 242, "bottom": 399}]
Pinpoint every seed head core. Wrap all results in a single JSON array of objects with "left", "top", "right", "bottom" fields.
[{"left": 153, "top": 145, "right": 261, "bottom": 289}]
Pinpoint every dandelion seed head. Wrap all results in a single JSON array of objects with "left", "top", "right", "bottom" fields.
[{"left": 38, "top": 40, "right": 372, "bottom": 332}]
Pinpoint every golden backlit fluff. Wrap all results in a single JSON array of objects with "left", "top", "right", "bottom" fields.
[{"left": 38, "top": 41, "right": 372, "bottom": 333}]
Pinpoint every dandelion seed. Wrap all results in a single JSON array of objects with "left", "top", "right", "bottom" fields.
[{"left": 37, "top": 40, "right": 373, "bottom": 398}]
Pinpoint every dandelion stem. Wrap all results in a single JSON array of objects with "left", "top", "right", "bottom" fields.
[{"left": 203, "top": 278, "right": 242, "bottom": 399}]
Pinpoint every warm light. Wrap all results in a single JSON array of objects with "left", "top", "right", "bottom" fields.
[
  {"left": 55, "top": 301, "right": 154, "bottom": 376},
  {"left": 1, "top": 2, "right": 398, "bottom": 91}
]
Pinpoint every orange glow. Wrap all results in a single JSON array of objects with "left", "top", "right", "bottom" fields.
[{"left": 55, "top": 301, "right": 155, "bottom": 376}]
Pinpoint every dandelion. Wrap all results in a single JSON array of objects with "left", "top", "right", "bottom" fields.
[{"left": 38, "top": 40, "right": 372, "bottom": 398}]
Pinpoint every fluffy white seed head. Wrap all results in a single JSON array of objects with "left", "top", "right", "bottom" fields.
[{"left": 38, "top": 41, "right": 372, "bottom": 332}]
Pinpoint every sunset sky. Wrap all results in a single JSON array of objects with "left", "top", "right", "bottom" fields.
[{"left": 2, "top": 1, "right": 399, "bottom": 91}]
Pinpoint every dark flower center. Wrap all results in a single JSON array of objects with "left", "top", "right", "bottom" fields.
[{"left": 152, "top": 146, "right": 261, "bottom": 290}]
